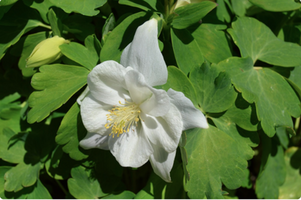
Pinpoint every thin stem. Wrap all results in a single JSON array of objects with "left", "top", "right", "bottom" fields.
[
  {"left": 56, "top": 179, "right": 68, "bottom": 195},
  {"left": 38, "top": 22, "right": 52, "bottom": 30}
]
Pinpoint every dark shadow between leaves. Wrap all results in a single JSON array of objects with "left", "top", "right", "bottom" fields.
[{"left": 290, "top": 148, "right": 301, "bottom": 172}]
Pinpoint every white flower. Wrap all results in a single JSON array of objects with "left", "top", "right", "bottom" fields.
[{"left": 79, "top": 19, "right": 208, "bottom": 182}]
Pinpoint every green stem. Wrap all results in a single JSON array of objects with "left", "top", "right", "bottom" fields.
[
  {"left": 56, "top": 179, "right": 68, "bottom": 195},
  {"left": 38, "top": 22, "right": 52, "bottom": 30}
]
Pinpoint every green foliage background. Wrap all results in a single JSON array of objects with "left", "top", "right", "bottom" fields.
[{"left": 1, "top": 0, "right": 301, "bottom": 198}]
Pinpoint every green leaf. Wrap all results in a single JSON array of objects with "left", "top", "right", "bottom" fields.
[
  {"left": 0, "top": 103, "right": 22, "bottom": 134},
  {"left": 48, "top": 8, "right": 63, "bottom": 37},
  {"left": 190, "top": 23, "right": 232, "bottom": 64},
  {"left": 275, "top": 126, "right": 290, "bottom": 149},
  {"left": 103, "top": 190, "right": 136, "bottom": 199},
  {"left": 55, "top": 102, "right": 89, "bottom": 161},
  {"left": 215, "top": 57, "right": 301, "bottom": 137},
  {"left": 0, "top": 92, "right": 21, "bottom": 119},
  {"left": 171, "top": 28, "right": 204, "bottom": 74},
  {"left": 185, "top": 125, "right": 249, "bottom": 199},
  {"left": 0, "top": 1, "right": 47, "bottom": 59},
  {"left": 216, "top": 0, "right": 231, "bottom": 23},
  {"left": 119, "top": 0, "right": 164, "bottom": 12},
  {"left": 287, "top": 66, "right": 301, "bottom": 99},
  {"left": 100, "top": 12, "right": 151, "bottom": 62},
  {"left": 162, "top": 66, "right": 198, "bottom": 106},
  {"left": 279, "top": 147, "right": 301, "bottom": 199},
  {"left": 0, "top": 128, "right": 26, "bottom": 164},
  {"left": 255, "top": 134, "right": 286, "bottom": 199},
  {"left": 23, "top": 0, "right": 54, "bottom": 23},
  {"left": 172, "top": 1, "right": 217, "bottom": 29},
  {"left": 27, "top": 64, "right": 89, "bottom": 123},
  {"left": 231, "top": 0, "right": 253, "bottom": 17},
  {"left": 49, "top": 0, "right": 106, "bottom": 16},
  {"left": 249, "top": 0, "right": 301, "bottom": 12},
  {"left": 0, "top": 0, "right": 18, "bottom": 6},
  {"left": 68, "top": 166, "right": 107, "bottom": 199},
  {"left": 60, "top": 37, "right": 99, "bottom": 70},
  {"left": 4, "top": 162, "right": 43, "bottom": 192},
  {"left": 0, "top": 4, "right": 13, "bottom": 20},
  {"left": 228, "top": 17, "right": 301, "bottom": 67},
  {"left": 190, "top": 62, "right": 237, "bottom": 113}
]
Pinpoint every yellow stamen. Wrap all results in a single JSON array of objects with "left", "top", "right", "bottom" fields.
[{"left": 105, "top": 100, "right": 141, "bottom": 138}]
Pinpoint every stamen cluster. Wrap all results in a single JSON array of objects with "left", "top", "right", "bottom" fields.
[{"left": 105, "top": 100, "right": 141, "bottom": 137}]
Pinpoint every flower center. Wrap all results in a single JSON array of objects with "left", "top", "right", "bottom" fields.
[{"left": 105, "top": 100, "right": 141, "bottom": 138}]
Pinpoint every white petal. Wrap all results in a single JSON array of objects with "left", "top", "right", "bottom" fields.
[
  {"left": 108, "top": 126, "right": 154, "bottom": 168},
  {"left": 125, "top": 70, "right": 171, "bottom": 117},
  {"left": 124, "top": 70, "right": 152, "bottom": 104},
  {"left": 149, "top": 147, "right": 176, "bottom": 182},
  {"left": 120, "top": 19, "right": 167, "bottom": 86},
  {"left": 167, "top": 89, "right": 209, "bottom": 130},
  {"left": 87, "top": 61, "right": 130, "bottom": 106},
  {"left": 79, "top": 132, "right": 109, "bottom": 150},
  {"left": 80, "top": 94, "right": 111, "bottom": 135},
  {"left": 77, "top": 86, "right": 89, "bottom": 105},
  {"left": 141, "top": 103, "right": 182, "bottom": 153}
]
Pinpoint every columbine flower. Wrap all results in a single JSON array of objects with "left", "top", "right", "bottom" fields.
[
  {"left": 79, "top": 18, "right": 208, "bottom": 182},
  {"left": 26, "top": 36, "right": 69, "bottom": 68}
]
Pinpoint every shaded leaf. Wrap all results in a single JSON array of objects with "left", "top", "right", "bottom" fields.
[
  {"left": 23, "top": 0, "right": 54, "bottom": 23},
  {"left": 55, "top": 102, "right": 89, "bottom": 161},
  {"left": 171, "top": 28, "right": 204, "bottom": 74},
  {"left": 0, "top": 128, "right": 26, "bottom": 164},
  {"left": 49, "top": 0, "right": 106, "bottom": 16},
  {"left": 68, "top": 165, "right": 106, "bottom": 199},
  {"left": 0, "top": 93, "right": 21, "bottom": 120},
  {"left": 249, "top": 0, "right": 301, "bottom": 12},
  {"left": 0, "top": 1, "right": 45, "bottom": 59},
  {"left": 255, "top": 134, "right": 286, "bottom": 199},
  {"left": 119, "top": 0, "right": 164, "bottom": 12}
]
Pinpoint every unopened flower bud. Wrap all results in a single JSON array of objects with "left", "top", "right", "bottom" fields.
[{"left": 26, "top": 36, "right": 69, "bottom": 68}]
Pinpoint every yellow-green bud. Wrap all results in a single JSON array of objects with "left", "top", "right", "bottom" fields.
[{"left": 26, "top": 36, "right": 69, "bottom": 68}]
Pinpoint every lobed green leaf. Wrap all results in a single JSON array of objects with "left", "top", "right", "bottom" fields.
[{"left": 27, "top": 64, "right": 89, "bottom": 123}]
